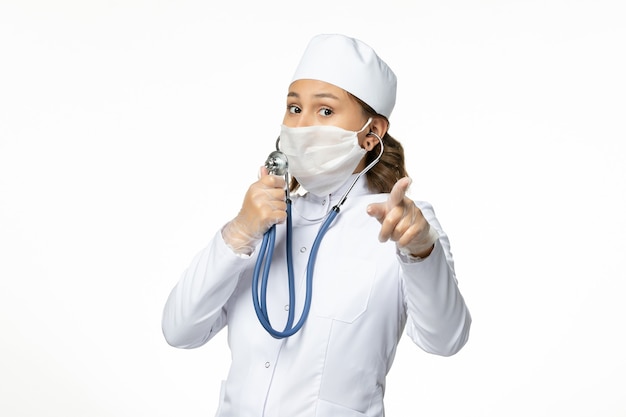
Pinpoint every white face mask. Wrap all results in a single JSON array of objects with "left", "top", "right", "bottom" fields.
[{"left": 279, "top": 118, "right": 372, "bottom": 196}]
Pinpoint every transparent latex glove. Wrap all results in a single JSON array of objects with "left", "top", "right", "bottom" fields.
[
  {"left": 366, "top": 177, "right": 439, "bottom": 258},
  {"left": 222, "top": 167, "right": 287, "bottom": 255}
]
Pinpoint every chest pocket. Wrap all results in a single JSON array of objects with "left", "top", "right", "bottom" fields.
[
  {"left": 315, "top": 399, "right": 368, "bottom": 417},
  {"left": 312, "top": 258, "right": 376, "bottom": 323}
]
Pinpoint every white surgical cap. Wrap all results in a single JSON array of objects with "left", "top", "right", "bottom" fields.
[{"left": 291, "top": 34, "right": 397, "bottom": 119}]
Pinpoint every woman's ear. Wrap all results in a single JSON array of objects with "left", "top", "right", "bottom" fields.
[{"left": 363, "top": 117, "right": 389, "bottom": 150}]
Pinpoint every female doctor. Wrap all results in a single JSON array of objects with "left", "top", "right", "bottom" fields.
[{"left": 162, "top": 34, "right": 471, "bottom": 417}]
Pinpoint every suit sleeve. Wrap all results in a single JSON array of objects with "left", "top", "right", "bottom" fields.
[
  {"left": 161, "top": 229, "right": 253, "bottom": 349},
  {"left": 399, "top": 201, "right": 472, "bottom": 356}
]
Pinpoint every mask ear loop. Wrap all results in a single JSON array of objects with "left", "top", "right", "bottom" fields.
[
  {"left": 335, "top": 131, "right": 384, "bottom": 209},
  {"left": 357, "top": 117, "right": 373, "bottom": 134}
]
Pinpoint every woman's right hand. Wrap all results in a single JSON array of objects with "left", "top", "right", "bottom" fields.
[{"left": 222, "top": 167, "right": 287, "bottom": 255}]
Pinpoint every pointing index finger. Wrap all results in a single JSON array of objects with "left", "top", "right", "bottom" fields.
[{"left": 387, "top": 177, "right": 412, "bottom": 209}]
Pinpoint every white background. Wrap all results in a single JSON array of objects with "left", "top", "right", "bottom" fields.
[{"left": 1, "top": 1, "right": 625, "bottom": 416}]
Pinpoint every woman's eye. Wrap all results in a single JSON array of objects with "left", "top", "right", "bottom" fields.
[
  {"left": 318, "top": 108, "right": 333, "bottom": 116},
  {"left": 288, "top": 105, "right": 301, "bottom": 114}
]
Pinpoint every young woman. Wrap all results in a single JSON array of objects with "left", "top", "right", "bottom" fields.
[{"left": 162, "top": 33, "right": 471, "bottom": 417}]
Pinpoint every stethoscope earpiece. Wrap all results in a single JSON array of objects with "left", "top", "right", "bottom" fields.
[{"left": 367, "top": 131, "right": 382, "bottom": 140}]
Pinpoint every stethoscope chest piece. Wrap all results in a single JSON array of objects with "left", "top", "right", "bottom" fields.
[{"left": 265, "top": 150, "right": 288, "bottom": 176}]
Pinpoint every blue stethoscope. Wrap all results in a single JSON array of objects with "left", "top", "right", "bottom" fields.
[{"left": 252, "top": 133, "right": 384, "bottom": 339}]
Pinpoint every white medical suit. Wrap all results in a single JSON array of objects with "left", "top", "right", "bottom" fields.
[{"left": 162, "top": 174, "right": 471, "bottom": 416}]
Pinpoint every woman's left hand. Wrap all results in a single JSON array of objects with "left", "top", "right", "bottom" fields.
[{"left": 366, "top": 177, "right": 438, "bottom": 258}]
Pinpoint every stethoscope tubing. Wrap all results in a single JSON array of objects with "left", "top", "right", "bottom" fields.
[{"left": 252, "top": 201, "right": 339, "bottom": 339}]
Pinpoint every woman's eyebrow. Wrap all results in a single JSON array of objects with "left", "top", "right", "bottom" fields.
[
  {"left": 286, "top": 92, "right": 340, "bottom": 100},
  {"left": 314, "top": 93, "right": 340, "bottom": 100}
]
